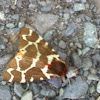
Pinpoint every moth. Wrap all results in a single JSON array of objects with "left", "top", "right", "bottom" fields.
[{"left": 3, "top": 28, "right": 67, "bottom": 83}]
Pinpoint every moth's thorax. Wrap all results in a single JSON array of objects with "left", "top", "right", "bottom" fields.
[{"left": 48, "top": 59, "right": 67, "bottom": 76}]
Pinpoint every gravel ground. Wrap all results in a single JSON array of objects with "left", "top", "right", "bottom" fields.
[{"left": 0, "top": 0, "right": 100, "bottom": 100}]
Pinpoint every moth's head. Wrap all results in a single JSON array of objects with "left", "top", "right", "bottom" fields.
[{"left": 48, "top": 58, "right": 67, "bottom": 77}]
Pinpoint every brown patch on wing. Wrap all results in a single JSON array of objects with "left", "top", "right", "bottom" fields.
[
  {"left": 25, "top": 67, "right": 47, "bottom": 81},
  {"left": 26, "top": 32, "right": 39, "bottom": 42},
  {"left": 20, "top": 28, "right": 30, "bottom": 35},
  {"left": 19, "top": 36, "right": 28, "bottom": 49},
  {"left": 36, "top": 56, "right": 48, "bottom": 68},
  {"left": 38, "top": 40, "right": 57, "bottom": 56},
  {"left": 24, "top": 44, "right": 37, "bottom": 58},
  {"left": 19, "top": 56, "right": 33, "bottom": 70},
  {"left": 3, "top": 58, "right": 18, "bottom": 81},
  {"left": 11, "top": 70, "right": 22, "bottom": 82}
]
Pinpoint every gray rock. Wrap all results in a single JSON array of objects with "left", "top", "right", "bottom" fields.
[
  {"left": 0, "top": 54, "right": 12, "bottom": 65},
  {"left": 0, "top": 12, "right": 5, "bottom": 21},
  {"left": 40, "top": 88, "right": 57, "bottom": 98},
  {"left": 71, "top": 52, "right": 82, "bottom": 67},
  {"left": 75, "top": 42, "right": 82, "bottom": 48},
  {"left": 29, "top": 3, "right": 36, "bottom": 9},
  {"left": 59, "top": 40, "right": 66, "bottom": 49},
  {"left": 0, "top": 25, "right": 4, "bottom": 30},
  {"left": 94, "top": 18, "right": 100, "bottom": 25},
  {"left": 89, "top": 85, "right": 95, "bottom": 94},
  {"left": 93, "top": 0, "right": 100, "bottom": 14},
  {"left": 33, "top": 14, "right": 58, "bottom": 34},
  {"left": 41, "top": 6, "right": 52, "bottom": 12},
  {"left": 81, "top": 58, "right": 92, "bottom": 71},
  {"left": 97, "top": 81, "right": 100, "bottom": 93},
  {"left": 35, "top": 97, "right": 46, "bottom": 100},
  {"left": 21, "top": 91, "right": 32, "bottom": 100},
  {"left": 44, "top": 30, "right": 53, "bottom": 41},
  {"left": 87, "top": 74, "right": 99, "bottom": 81},
  {"left": 6, "top": 23, "right": 15, "bottom": 29},
  {"left": 84, "top": 22, "right": 97, "bottom": 48},
  {"left": 82, "top": 47, "right": 90, "bottom": 55},
  {"left": 18, "top": 22, "right": 25, "bottom": 28},
  {"left": 63, "top": 76, "right": 88, "bottom": 99},
  {"left": 80, "top": 0, "right": 86, "bottom": 3},
  {"left": 47, "top": 77, "right": 62, "bottom": 88},
  {"left": 16, "top": 1, "right": 22, "bottom": 8},
  {"left": 92, "top": 53, "right": 100, "bottom": 64},
  {"left": 83, "top": 71, "right": 89, "bottom": 77},
  {"left": 0, "top": 44, "right": 6, "bottom": 50},
  {"left": 14, "top": 83, "right": 25, "bottom": 97},
  {"left": 38, "top": 1, "right": 46, "bottom": 6},
  {"left": 30, "top": 83, "right": 40, "bottom": 95},
  {"left": 0, "top": 85, "right": 11, "bottom": 100},
  {"left": 77, "top": 49, "right": 82, "bottom": 56},
  {"left": 6, "top": 28, "right": 20, "bottom": 35},
  {"left": 64, "top": 13, "right": 70, "bottom": 21},
  {"left": 89, "top": 67, "right": 97, "bottom": 74},
  {"left": 73, "top": 3, "right": 85, "bottom": 11},
  {"left": 64, "top": 22, "right": 76, "bottom": 36},
  {"left": 58, "top": 51, "right": 67, "bottom": 60},
  {"left": 11, "top": 14, "right": 19, "bottom": 21}
]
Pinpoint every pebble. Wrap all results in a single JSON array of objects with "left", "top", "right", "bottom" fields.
[
  {"left": 29, "top": 3, "right": 36, "bottom": 9},
  {"left": 47, "top": 77, "right": 62, "bottom": 88},
  {"left": 18, "top": 22, "right": 25, "bottom": 28},
  {"left": 77, "top": 49, "right": 82, "bottom": 56},
  {"left": 21, "top": 91, "right": 32, "bottom": 100},
  {"left": 81, "top": 0, "right": 87, "bottom": 3},
  {"left": 83, "top": 70, "right": 89, "bottom": 76},
  {"left": 93, "top": 0, "right": 100, "bottom": 14},
  {"left": 35, "top": 97, "right": 46, "bottom": 100},
  {"left": 59, "top": 40, "right": 66, "bottom": 49},
  {"left": 89, "top": 67, "right": 97, "bottom": 74},
  {"left": 75, "top": 42, "right": 82, "bottom": 48},
  {"left": 87, "top": 74, "right": 99, "bottom": 81},
  {"left": 41, "top": 6, "right": 52, "bottom": 12},
  {"left": 0, "top": 12, "right": 5, "bottom": 21},
  {"left": 97, "top": 81, "right": 100, "bottom": 93},
  {"left": 16, "top": 1, "right": 22, "bottom": 8},
  {"left": 30, "top": 83, "right": 40, "bottom": 95},
  {"left": 0, "top": 85, "right": 11, "bottom": 100},
  {"left": 58, "top": 51, "right": 67, "bottom": 60},
  {"left": 97, "top": 96, "right": 100, "bottom": 100},
  {"left": 40, "top": 88, "right": 57, "bottom": 98},
  {"left": 11, "top": 14, "right": 19, "bottom": 21},
  {"left": 64, "top": 22, "right": 76, "bottom": 36},
  {"left": 14, "top": 83, "right": 25, "bottom": 97},
  {"left": 63, "top": 76, "right": 88, "bottom": 99},
  {"left": 81, "top": 58, "right": 92, "bottom": 71},
  {"left": 1, "top": 81, "right": 7, "bottom": 85},
  {"left": 82, "top": 47, "right": 90, "bottom": 55},
  {"left": 89, "top": 85, "right": 95, "bottom": 94},
  {"left": 33, "top": 14, "right": 58, "bottom": 34},
  {"left": 0, "top": 44, "right": 6, "bottom": 50},
  {"left": 71, "top": 52, "right": 82, "bottom": 67},
  {"left": 63, "top": 13, "right": 70, "bottom": 20},
  {"left": 59, "top": 88, "right": 64, "bottom": 96},
  {"left": 0, "top": 25, "right": 4, "bottom": 30},
  {"left": 0, "top": 54, "right": 12, "bottom": 65},
  {"left": 83, "top": 22, "right": 97, "bottom": 48},
  {"left": 6, "top": 28, "right": 20, "bottom": 35},
  {"left": 6, "top": 23, "right": 15, "bottom": 29},
  {"left": 73, "top": 3, "right": 85, "bottom": 11},
  {"left": 92, "top": 53, "right": 100, "bottom": 64},
  {"left": 44, "top": 30, "right": 53, "bottom": 41}
]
